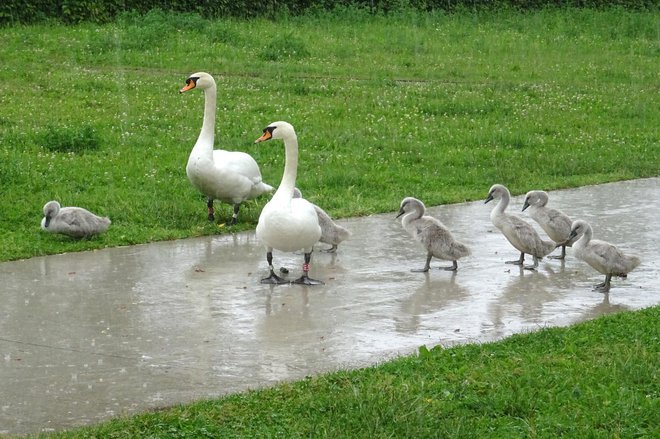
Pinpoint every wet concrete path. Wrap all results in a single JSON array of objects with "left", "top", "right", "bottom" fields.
[{"left": 1, "top": 178, "right": 658, "bottom": 435}]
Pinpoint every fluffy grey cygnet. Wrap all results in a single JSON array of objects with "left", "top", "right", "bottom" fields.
[
  {"left": 41, "top": 200, "right": 111, "bottom": 238},
  {"left": 522, "top": 190, "right": 576, "bottom": 259},
  {"left": 485, "top": 184, "right": 556, "bottom": 270},
  {"left": 293, "top": 188, "right": 351, "bottom": 253},
  {"left": 569, "top": 219, "right": 641, "bottom": 293},
  {"left": 396, "top": 197, "right": 470, "bottom": 272}
]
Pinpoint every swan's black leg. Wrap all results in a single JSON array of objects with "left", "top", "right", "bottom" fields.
[
  {"left": 229, "top": 203, "right": 240, "bottom": 225},
  {"left": 524, "top": 256, "right": 540, "bottom": 271},
  {"left": 207, "top": 198, "right": 215, "bottom": 222},
  {"left": 261, "top": 252, "right": 288, "bottom": 285},
  {"left": 440, "top": 260, "right": 459, "bottom": 271},
  {"left": 506, "top": 252, "right": 525, "bottom": 265},
  {"left": 411, "top": 254, "right": 432, "bottom": 273},
  {"left": 293, "top": 252, "right": 324, "bottom": 285}
]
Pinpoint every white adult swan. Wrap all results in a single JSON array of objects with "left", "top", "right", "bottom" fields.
[
  {"left": 41, "top": 200, "right": 111, "bottom": 238},
  {"left": 254, "top": 122, "right": 323, "bottom": 285},
  {"left": 568, "top": 219, "right": 641, "bottom": 292},
  {"left": 485, "top": 184, "right": 556, "bottom": 270},
  {"left": 522, "top": 190, "right": 575, "bottom": 259},
  {"left": 397, "top": 197, "right": 470, "bottom": 272},
  {"left": 180, "top": 72, "right": 272, "bottom": 224},
  {"left": 293, "top": 188, "right": 351, "bottom": 253}
]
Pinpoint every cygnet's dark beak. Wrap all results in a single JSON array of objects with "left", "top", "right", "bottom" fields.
[
  {"left": 395, "top": 208, "right": 405, "bottom": 219},
  {"left": 522, "top": 200, "right": 530, "bottom": 211},
  {"left": 44, "top": 216, "right": 51, "bottom": 227},
  {"left": 568, "top": 230, "right": 578, "bottom": 241},
  {"left": 485, "top": 194, "right": 494, "bottom": 204}
]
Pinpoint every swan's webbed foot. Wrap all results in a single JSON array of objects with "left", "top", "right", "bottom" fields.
[
  {"left": 292, "top": 274, "right": 324, "bottom": 285},
  {"left": 261, "top": 270, "right": 289, "bottom": 285},
  {"left": 320, "top": 245, "right": 338, "bottom": 253}
]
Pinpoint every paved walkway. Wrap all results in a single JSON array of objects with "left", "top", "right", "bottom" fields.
[{"left": 1, "top": 178, "right": 658, "bottom": 435}]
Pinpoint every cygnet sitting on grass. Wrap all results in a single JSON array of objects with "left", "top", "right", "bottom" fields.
[
  {"left": 293, "top": 188, "right": 351, "bottom": 252},
  {"left": 568, "top": 219, "right": 641, "bottom": 293},
  {"left": 522, "top": 190, "right": 575, "bottom": 259},
  {"left": 41, "top": 200, "right": 111, "bottom": 238},
  {"left": 396, "top": 197, "right": 470, "bottom": 272},
  {"left": 485, "top": 184, "right": 556, "bottom": 270}
]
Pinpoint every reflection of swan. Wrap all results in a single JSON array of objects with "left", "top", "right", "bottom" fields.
[
  {"left": 569, "top": 220, "right": 641, "bottom": 292},
  {"left": 485, "top": 184, "right": 556, "bottom": 270},
  {"left": 293, "top": 188, "right": 351, "bottom": 253},
  {"left": 397, "top": 197, "right": 470, "bottom": 272},
  {"left": 522, "top": 190, "right": 575, "bottom": 259},
  {"left": 41, "top": 200, "right": 110, "bottom": 238},
  {"left": 180, "top": 72, "right": 272, "bottom": 224},
  {"left": 255, "top": 122, "right": 323, "bottom": 285}
]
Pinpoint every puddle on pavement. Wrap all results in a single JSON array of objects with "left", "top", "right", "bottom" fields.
[{"left": 1, "top": 178, "right": 658, "bottom": 435}]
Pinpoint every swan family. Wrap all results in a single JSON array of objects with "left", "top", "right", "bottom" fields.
[{"left": 38, "top": 71, "right": 642, "bottom": 292}]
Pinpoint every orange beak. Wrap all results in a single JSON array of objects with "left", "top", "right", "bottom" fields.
[
  {"left": 255, "top": 131, "right": 272, "bottom": 143},
  {"left": 179, "top": 80, "right": 196, "bottom": 93}
]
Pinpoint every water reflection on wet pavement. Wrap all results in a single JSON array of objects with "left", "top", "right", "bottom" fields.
[{"left": 1, "top": 178, "right": 658, "bottom": 435}]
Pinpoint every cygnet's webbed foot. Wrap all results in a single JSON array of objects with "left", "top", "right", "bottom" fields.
[
  {"left": 439, "top": 261, "right": 459, "bottom": 271},
  {"left": 261, "top": 270, "right": 289, "bottom": 285},
  {"left": 505, "top": 252, "right": 525, "bottom": 266},
  {"left": 523, "top": 256, "right": 540, "bottom": 271},
  {"left": 411, "top": 267, "right": 430, "bottom": 273},
  {"left": 292, "top": 274, "right": 324, "bottom": 285},
  {"left": 548, "top": 246, "right": 567, "bottom": 260},
  {"left": 412, "top": 254, "right": 432, "bottom": 273},
  {"left": 593, "top": 283, "right": 611, "bottom": 293},
  {"left": 320, "top": 245, "right": 338, "bottom": 253},
  {"left": 593, "top": 274, "right": 612, "bottom": 293}
]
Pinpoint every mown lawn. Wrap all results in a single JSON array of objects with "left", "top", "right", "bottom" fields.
[{"left": 0, "top": 7, "right": 658, "bottom": 261}]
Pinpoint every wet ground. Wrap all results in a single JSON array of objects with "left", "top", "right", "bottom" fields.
[{"left": 1, "top": 178, "right": 658, "bottom": 435}]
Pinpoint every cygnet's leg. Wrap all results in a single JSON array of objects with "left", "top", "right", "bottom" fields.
[
  {"left": 411, "top": 254, "right": 432, "bottom": 273},
  {"left": 321, "top": 244, "right": 338, "bottom": 253},
  {"left": 292, "top": 252, "right": 324, "bottom": 285},
  {"left": 524, "top": 256, "right": 540, "bottom": 271},
  {"left": 549, "top": 245, "right": 566, "bottom": 260},
  {"left": 594, "top": 274, "right": 612, "bottom": 293},
  {"left": 439, "top": 260, "right": 459, "bottom": 271},
  {"left": 506, "top": 252, "right": 525, "bottom": 265},
  {"left": 228, "top": 203, "right": 240, "bottom": 225},
  {"left": 261, "top": 251, "right": 289, "bottom": 285},
  {"left": 207, "top": 198, "right": 215, "bottom": 222}
]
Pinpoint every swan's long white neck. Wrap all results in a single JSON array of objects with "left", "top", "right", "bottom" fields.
[
  {"left": 193, "top": 84, "right": 217, "bottom": 160},
  {"left": 273, "top": 134, "right": 299, "bottom": 202}
]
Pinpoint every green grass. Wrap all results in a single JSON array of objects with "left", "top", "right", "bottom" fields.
[
  {"left": 0, "top": 7, "right": 658, "bottom": 261},
  {"left": 29, "top": 305, "right": 658, "bottom": 438}
]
